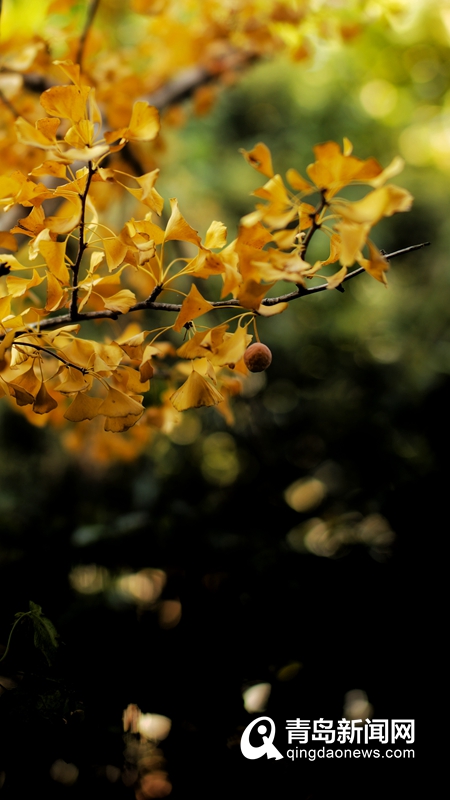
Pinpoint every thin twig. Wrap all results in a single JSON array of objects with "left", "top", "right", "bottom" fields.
[
  {"left": 20, "top": 49, "right": 254, "bottom": 112},
  {"left": 76, "top": 0, "right": 101, "bottom": 68},
  {"left": 70, "top": 162, "right": 96, "bottom": 320},
  {"left": 12, "top": 342, "right": 89, "bottom": 374},
  {"left": 300, "top": 190, "right": 327, "bottom": 259},
  {"left": 0, "top": 242, "right": 430, "bottom": 339},
  {"left": 262, "top": 241, "right": 431, "bottom": 306},
  {"left": 0, "top": 89, "right": 19, "bottom": 119}
]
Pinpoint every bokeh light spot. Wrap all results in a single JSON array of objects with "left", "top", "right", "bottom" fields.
[
  {"left": 69, "top": 564, "right": 108, "bottom": 594},
  {"left": 360, "top": 79, "right": 398, "bottom": 118},
  {"left": 243, "top": 683, "right": 272, "bottom": 713},
  {"left": 201, "top": 432, "right": 240, "bottom": 486},
  {"left": 284, "top": 477, "right": 327, "bottom": 512}
]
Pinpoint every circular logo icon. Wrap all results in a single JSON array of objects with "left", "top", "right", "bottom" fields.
[{"left": 240, "top": 716, "right": 284, "bottom": 760}]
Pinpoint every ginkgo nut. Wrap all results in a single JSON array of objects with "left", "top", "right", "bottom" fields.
[{"left": 244, "top": 343, "right": 272, "bottom": 372}]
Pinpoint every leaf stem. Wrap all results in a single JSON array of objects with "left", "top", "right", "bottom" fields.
[{"left": 0, "top": 614, "right": 30, "bottom": 664}]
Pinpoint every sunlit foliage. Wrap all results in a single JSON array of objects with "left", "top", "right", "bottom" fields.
[{"left": 0, "top": 0, "right": 429, "bottom": 455}]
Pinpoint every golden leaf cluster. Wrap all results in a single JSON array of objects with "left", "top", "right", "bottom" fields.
[
  {"left": 0, "top": 1, "right": 410, "bottom": 176},
  {"left": 0, "top": 3, "right": 414, "bottom": 456}
]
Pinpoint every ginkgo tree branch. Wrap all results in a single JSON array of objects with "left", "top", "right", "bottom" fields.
[
  {"left": 76, "top": 0, "right": 101, "bottom": 69},
  {"left": 70, "top": 161, "right": 96, "bottom": 321},
  {"left": 0, "top": 241, "right": 427, "bottom": 340},
  {"left": 264, "top": 242, "right": 430, "bottom": 305},
  {"left": 300, "top": 190, "right": 328, "bottom": 258},
  {"left": 19, "top": 52, "right": 254, "bottom": 115},
  {"left": 0, "top": 89, "right": 19, "bottom": 119},
  {"left": 146, "top": 50, "right": 257, "bottom": 110}
]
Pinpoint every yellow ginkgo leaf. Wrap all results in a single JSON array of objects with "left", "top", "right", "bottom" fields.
[
  {"left": 125, "top": 102, "right": 160, "bottom": 141},
  {"left": 221, "top": 262, "right": 241, "bottom": 299},
  {"left": 11, "top": 205, "right": 46, "bottom": 238},
  {"left": 0, "top": 174, "right": 24, "bottom": 208},
  {"left": 173, "top": 284, "right": 214, "bottom": 332},
  {"left": 91, "top": 341, "right": 124, "bottom": 369},
  {"left": 240, "top": 143, "right": 274, "bottom": 178},
  {"left": 333, "top": 185, "right": 413, "bottom": 225},
  {"left": 64, "top": 119, "right": 93, "bottom": 146},
  {"left": 90, "top": 252, "right": 105, "bottom": 273},
  {"left": 6, "top": 381, "right": 35, "bottom": 406},
  {"left": 176, "top": 330, "right": 211, "bottom": 360},
  {"left": 64, "top": 392, "right": 104, "bottom": 421},
  {"left": 256, "top": 302, "right": 289, "bottom": 316},
  {"left": 6, "top": 269, "right": 45, "bottom": 298},
  {"left": 87, "top": 88, "right": 102, "bottom": 126},
  {"left": 15, "top": 117, "right": 59, "bottom": 149},
  {"left": 116, "top": 178, "right": 164, "bottom": 215},
  {"left": 98, "top": 386, "right": 144, "bottom": 418},
  {"left": 211, "top": 326, "right": 252, "bottom": 367},
  {"left": 203, "top": 323, "right": 229, "bottom": 350},
  {"left": 367, "top": 156, "right": 404, "bottom": 188},
  {"left": 170, "top": 368, "right": 223, "bottom": 411},
  {"left": 204, "top": 220, "right": 227, "bottom": 250},
  {"left": 306, "top": 140, "right": 382, "bottom": 198},
  {"left": 55, "top": 171, "right": 88, "bottom": 195},
  {"left": 40, "top": 85, "right": 90, "bottom": 123},
  {"left": 114, "top": 365, "right": 150, "bottom": 394},
  {"left": 0, "top": 232, "right": 17, "bottom": 251},
  {"left": 264, "top": 249, "right": 310, "bottom": 284},
  {"left": 0, "top": 330, "right": 15, "bottom": 366},
  {"left": 334, "top": 220, "right": 367, "bottom": 267},
  {"left": 238, "top": 221, "right": 273, "bottom": 249},
  {"left": 237, "top": 279, "right": 271, "bottom": 310},
  {"left": 101, "top": 289, "right": 137, "bottom": 314},
  {"left": 286, "top": 168, "right": 313, "bottom": 192},
  {"left": 31, "top": 161, "right": 67, "bottom": 178},
  {"left": 188, "top": 250, "right": 225, "bottom": 278},
  {"left": 0, "top": 296, "right": 12, "bottom": 323},
  {"left": 319, "top": 233, "right": 342, "bottom": 267},
  {"left": 105, "top": 103, "right": 160, "bottom": 143},
  {"left": 39, "top": 239, "right": 70, "bottom": 284},
  {"left": 36, "top": 117, "right": 61, "bottom": 141},
  {"left": 272, "top": 228, "right": 298, "bottom": 250},
  {"left": 33, "top": 381, "right": 58, "bottom": 414},
  {"left": 104, "top": 411, "right": 143, "bottom": 432},
  {"left": 358, "top": 240, "right": 390, "bottom": 285},
  {"left": 134, "top": 170, "right": 164, "bottom": 210},
  {"left": 45, "top": 272, "right": 67, "bottom": 312},
  {"left": 104, "top": 237, "right": 128, "bottom": 271},
  {"left": 174, "top": 356, "right": 219, "bottom": 385},
  {"left": 164, "top": 198, "right": 202, "bottom": 246},
  {"left": 139, "top": 360, "right": 154, "bottom": 382},
  {"left": 326, "top": 266, "right": 348, "bottom": 290},
  {"left": 63, "top": 144, "right": 110, "bottom": 162},
  {"left": 55, "top": 366, "right": 93, "bottom": 394},
  {"left": 253, "top": 174, "right": 293, "bottom": 222},
  {"left": 343, "top": 137, "right": 353, "bottom": 157},
  {"left": 45, "top": 197, "right": 82, "bottom": 235},
  {"left": 59, "top": 338, "right": 96, "bottom": 369},
  {"left": 115, "top": 329, "right": 151, "bottom": 360},
  {"left": 10, "top": 364, "right": 40, "bottom": 397},
  {"left": 54, "top": 60, "right": 82, "bottom": 87}
]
